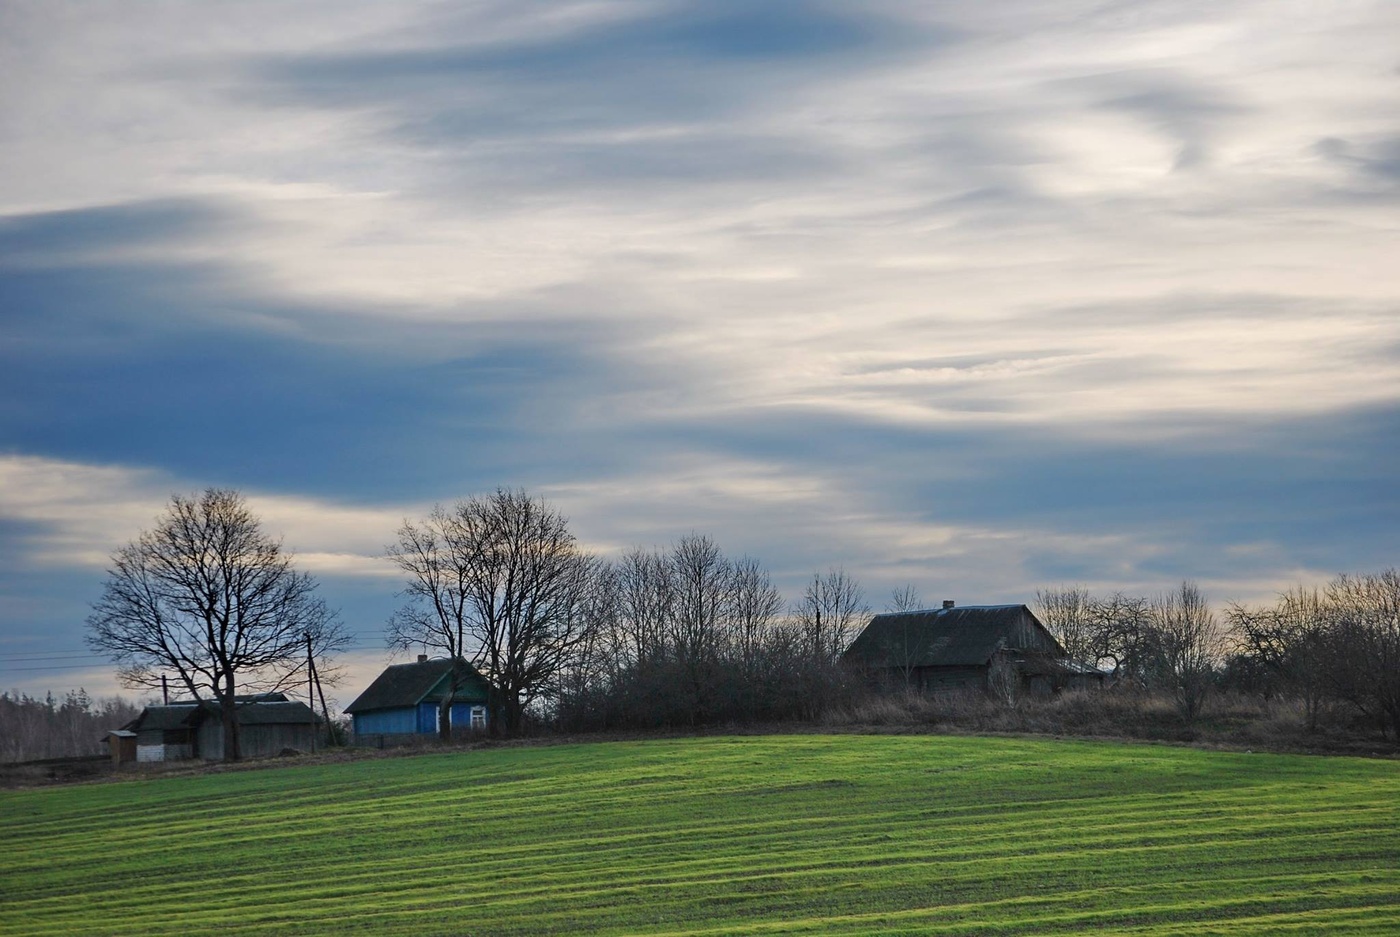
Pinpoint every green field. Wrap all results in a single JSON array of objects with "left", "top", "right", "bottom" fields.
[{"left": 2, "top": 735, "right": 1398, "bottom": 935}]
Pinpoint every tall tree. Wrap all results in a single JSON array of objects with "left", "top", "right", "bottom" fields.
[
  {"left": 388, "top": 489, "right": 596, "bottom": 735},
  {"left": 87, "top": 489, "right": 346, "bottom": 761}
]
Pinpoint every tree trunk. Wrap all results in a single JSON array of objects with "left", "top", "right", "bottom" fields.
[
  {"left": 438, "top": 694, "right": 453, "bottom": 741},
  {"left": 221, "top": 673, "right": 240, "bottom": 762}
]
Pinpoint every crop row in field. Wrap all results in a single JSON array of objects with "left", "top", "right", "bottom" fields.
[{"left": 2, "top": 735, "right": 1398, "bottom": 935}]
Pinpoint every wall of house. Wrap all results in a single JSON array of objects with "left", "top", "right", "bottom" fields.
[
  {"left": 417, "top": 702, "right": 439, "bottom": 734},
  {"left": 353, "top": 707, "right": 417, "bottom": 736},
  {"left": 449, "top": 702, "right": 487, "bottom": 731},
  {"left": 352, "top": 703, "right": 487, "bottom": 738}
]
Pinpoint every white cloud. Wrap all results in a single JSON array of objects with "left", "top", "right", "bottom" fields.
[
  {"left": 0, "top": 454, "right": 410, "bottom": 577},
  {"left": 1, "top": 1, "right": 1396, "bottom": 689}
]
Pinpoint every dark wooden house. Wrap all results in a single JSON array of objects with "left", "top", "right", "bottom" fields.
[
  {"left": 123, "top": 693, "right": 318, "bottom": 762},
  {"left": 345, "top": 656, "right": 492, "bottom": 740},
  {"left": 843, "top": 601, "right": 1104, "bottom": 695}
]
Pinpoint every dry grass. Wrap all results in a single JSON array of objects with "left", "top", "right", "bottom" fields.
[{"left": 823, "top": 687, "right": 1397, "bottom": 756}]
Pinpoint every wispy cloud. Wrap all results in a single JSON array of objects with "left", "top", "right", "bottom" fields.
[{"left": 2, "top": 1, "right": 1398, "bottom": 694}]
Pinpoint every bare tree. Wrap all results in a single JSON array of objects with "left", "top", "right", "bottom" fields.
[
  {"left": 730, "top": 556, "right": 784, "bottom": 673},
  {"left": 87, "top": 489, "right": 346, "bottom": 761},
  {"left": 1085, "top": 592, "right": 1154, "bottom": 680},
  {"left": 1227, "top": 587, "right": 1330, "bottom": 728},
  {"left": 794, "top": 568, "right": 870, "bottom": 663},
  {"left": 386, "top": 505, "right": 480, "bottom": 738},
  {"left": 729, "top": 555, "right": 784, "bottom": 718},
  {"left": 612, "top": 546, "right": 675, "bottom": 669},
  {"left": 873, "top": 585, "right": 926, "bottom": 690},
  {"left": 886, "top": 585, "right": 923, "bottom": 613},
  {"left": 1149, "top": 581, "right": 1220, "bottom": 722},
  {"left": 1035, "top": 586, "right": 1096, "bottom": 664},
  {"left": 388, "top": 489, "right": 596, "bottom": 735},
  {"left": 666, "top": 533, "right": 735, "bottom": 723},
  {"left": 1317, "top": 570, "right": 1400, "bottom": 739},
  {"left": 1229, "top": 570, "right": 1400, "bottom": 738}
]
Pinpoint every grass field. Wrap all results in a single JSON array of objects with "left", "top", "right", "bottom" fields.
[{"left": 2, "top": 735, "right": 1398, "bottom": 935}]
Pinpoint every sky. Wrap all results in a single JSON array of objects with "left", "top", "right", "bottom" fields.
[{"left": 2, "top": 0, "right": 1397, "bottom": 709}]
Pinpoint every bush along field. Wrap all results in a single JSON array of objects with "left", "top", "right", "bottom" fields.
[{"left": 2, "top": 735, "right": 1398, "bottom": 936}]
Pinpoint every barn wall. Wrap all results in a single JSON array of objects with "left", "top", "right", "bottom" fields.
[
  {"left": 915, "top": 666, "right": 987, "bottom": 692},
  {"left": 197, "top": 721, "right": 219, "bottom": 760},
  {"left": 198, "top": 721, "right": 317, "bottom": 759},
  {"left": 1019, "top": 609, "right": 1062, "bottom": 653},
  {"left": 242, "top": 724, "right": 316, "bottom": 757}
]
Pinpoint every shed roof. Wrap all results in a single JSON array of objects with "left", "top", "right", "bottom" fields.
[
  {"left": 125, "top": 698, "right": 317, "bottom": 732},
  {"left": 129, "top": 703, "right": 201, "bottom": 731},
  {"left": 843, "top": 604, "right": 1062, "bottom": 668},
  {"left": 344, "top": 658, "right": 491, "bottom": 714}
]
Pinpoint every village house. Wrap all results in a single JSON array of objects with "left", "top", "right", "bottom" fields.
[
  {"left": 842, "top": 601, "right": 1104, "bottom": 695},
  {"left": 120, "top": 693, "right": 319, "bottom": 762},
  {"left": 345, "top": 656, "right": 492, "bottom": 741}
]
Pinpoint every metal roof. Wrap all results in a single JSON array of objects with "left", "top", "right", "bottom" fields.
[
  {"left": 344, "top": 658, "right": 491, "bottom": 714},
  {"left": 842, "top": 604, "right": 1063, "bottom": 668}
]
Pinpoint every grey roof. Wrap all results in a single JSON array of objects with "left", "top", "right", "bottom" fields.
[
  {"left": 204, "top": 700, "right": 317, "bottom": 725},
  {"left": 843, "top": 604, "right": 1064, "bottom": 668},
  {"left": 126, "top": 698, "right": 316, "bottom": 732},
  {"left": 344, "top": 658, "right": 491, "bottom": 714},
  {"left": 129, "top": 704, "right": 201, "bottom": 731}
]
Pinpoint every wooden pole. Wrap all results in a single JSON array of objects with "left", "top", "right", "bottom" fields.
[
  {"left": 310, "top": 648, "right": 334, "bottom": 747},
  {"left": 305, "top": 632, "right": 316, "bottom": 754}
]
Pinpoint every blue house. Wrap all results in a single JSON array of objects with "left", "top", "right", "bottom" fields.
[{"left": 345, "top": 656, "right": 492, "bottom": 738}]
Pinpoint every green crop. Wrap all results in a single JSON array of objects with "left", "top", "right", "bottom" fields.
[{"left": 2, "top": 735, "right": 1397, "bottom": 935}]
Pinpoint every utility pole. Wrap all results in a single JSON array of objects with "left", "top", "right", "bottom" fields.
[
  {"left": 305, "top": 632, "right": 336, "bottom": 748},
  {"left": 305, "top": 632, "right": 316, "bottom": 754},
  {"left": 161, "top": 674, "right": 169, "bottom": 704}
]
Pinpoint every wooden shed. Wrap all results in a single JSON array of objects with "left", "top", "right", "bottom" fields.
[
  {"left": 106, "top": 729, "right": 137, "bottom": 765},
  {"left": 842, "top": 601, "right": 1105, "bottom": 695},
  {"left": 122, "top": 694, "right": 319, "bottom": 761}
]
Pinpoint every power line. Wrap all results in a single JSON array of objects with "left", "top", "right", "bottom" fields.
[{"left": 1, "top": 644, "right": 392, "bottom": 672}]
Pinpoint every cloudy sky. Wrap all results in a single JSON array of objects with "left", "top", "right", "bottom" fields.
[{"left": 2, "top": 0, "right": 1397, "bottom": 705}]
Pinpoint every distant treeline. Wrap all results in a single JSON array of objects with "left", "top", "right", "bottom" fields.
[
  {"left": 1036, "top": 570, "right": 1400, "bottom": 741},
  {"left": 0, "top": 690, "right": 143, "bottom": 763},
  {"left": 552, "top": 539, "right": 869, "bottom": 731}
]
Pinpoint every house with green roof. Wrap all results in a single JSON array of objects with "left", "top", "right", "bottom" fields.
[{"left": 345, "top": 656, "right": 492, "bottom": 739}]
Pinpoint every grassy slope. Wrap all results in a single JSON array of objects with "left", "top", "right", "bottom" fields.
[{"left": 2, "top": 735, "right": 1397, "bottom": 936}]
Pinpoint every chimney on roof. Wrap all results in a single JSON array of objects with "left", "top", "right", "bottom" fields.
[
  {"left": 418, "top": 654, "right": 428, "bottom": 663},
  {"left": 942, "top": 600, "right": 955, "bottom": 609}
]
